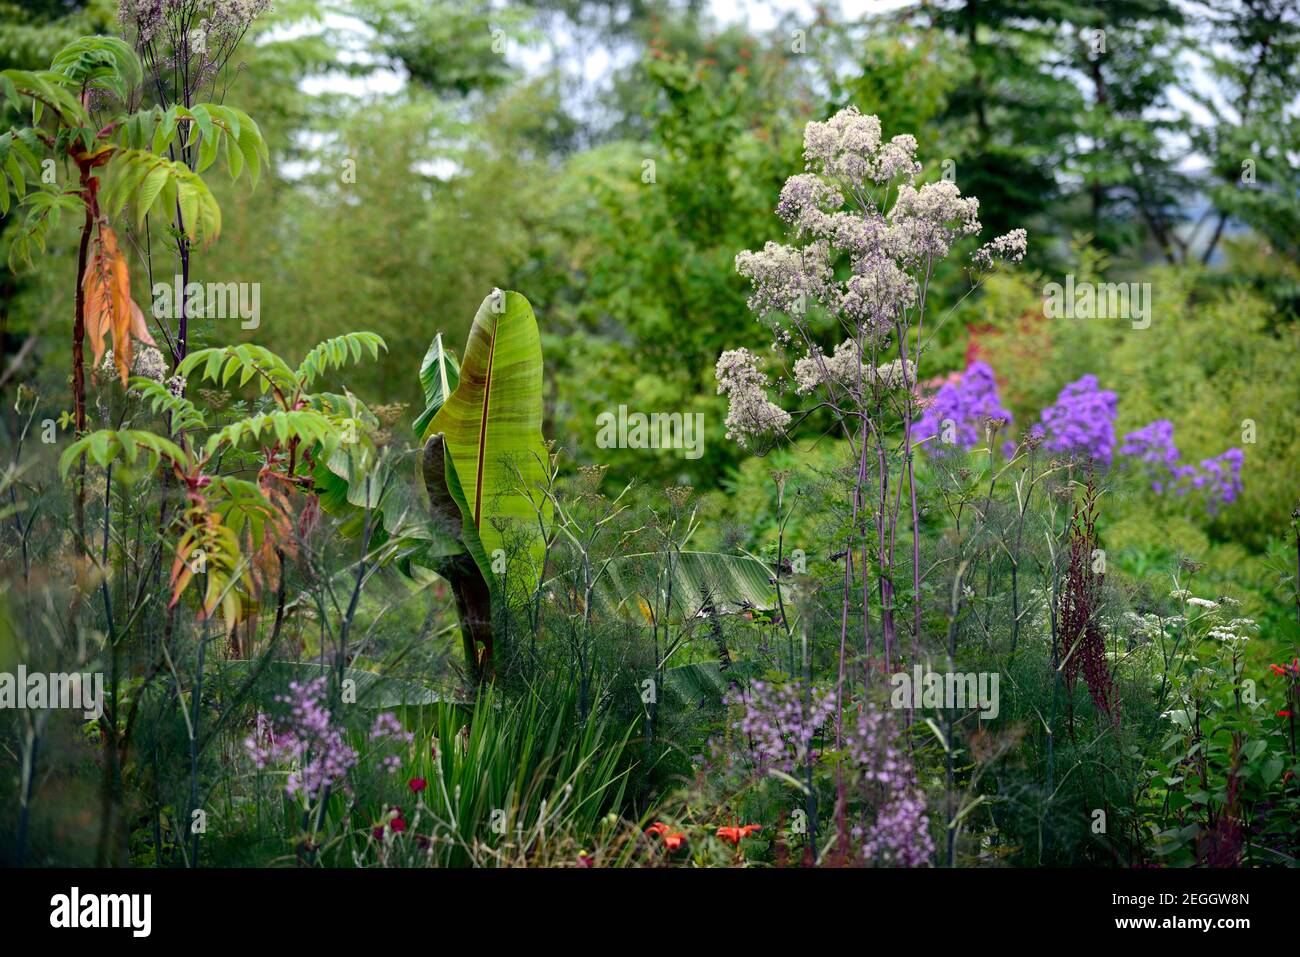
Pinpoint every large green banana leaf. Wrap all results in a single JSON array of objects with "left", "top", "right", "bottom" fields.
[
  {"left": 425, "top": 289, "right": 550, "bottom": 588},
  {"left": 547, "top": 550, "right": 779, "bottom": 622},
  {"left": 662, "top": 660, "right": 759, "bottom": 709}
]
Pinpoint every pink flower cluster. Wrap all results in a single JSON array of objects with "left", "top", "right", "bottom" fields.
[
  {"left": 369, "top": 711, "right": 415, "bottom": 774},
  {"left": 845, "top": 704, "right": 934, "bottom": 868},
  {"left": 726, "top": 680, "right": 837, "bottom": 775},
  {"left": 245, "top": 677, "right": 357, "bottom": 801}
]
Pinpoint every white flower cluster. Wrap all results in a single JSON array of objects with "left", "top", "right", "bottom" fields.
[
  {"left": 791, "top": 339, "right": 914, "bottom": 395},
  {"left": 972, "top": 228, "right": 1028, "bottom": 269},
  {"left": 1122, "top": 611, "right": 1167, "bottom": 643},
  {"left": 208, "top": 0, "right": 274, "bottom": 38},
  {"left": 101, "top": 345, "right": 168, "bottom": 382},
  {"left": 874, "top": 357, "right": 916, "bottom": 390},
  {"left": 734, "top": 240, "right": 834, "bottom": 318},
  {"left": 720, "top": 107, "right": 1029, "bottom": 450},
  {"left": 1207, "top": 620, "right": 1257, "bottom": 645},
  {"left": 715, "top": 348, "right": 791, "bottom": 448},
  {"left": 888, "top": 181, "right": 981, "bottom": 262},
  {"left": 119, "top": 1, "right": 273, "bottom": 50},
  {"left": 838, "top": 256, "right": 917, "bottom": 329},
  {"left": 801, "top": 108, "right": 921, "bottom": 186},
  {"left": 1165, "top": 588, "right": 1255, "bottom": 645},
  {"left": 775, "top": 174, "right": 844, "bottom": 231}
]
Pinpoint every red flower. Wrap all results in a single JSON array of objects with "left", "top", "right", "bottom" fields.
[
  {"left": 408, "top": 777, "right": 427, "bottom": 793},
  {"left": 663, "top": 832, "right": 687, "bottom": 852},
  {"left": 1278, "top": 710, "right": 1294, "bottom": 718},
  {"left": 1269, "top": 664, "right": 1286, "bottom": 676},
  {"left": 390, "top": 817, "right": 406, "bottom": 833},
  {"left": 645, "top": 822, "right": 670, "bottom": 838},
  {"left": 372, "top": 827, "right": 385, "bottom": 840},
  {"left": 716, "top": 824, "right": 762, "bottom": 846}
]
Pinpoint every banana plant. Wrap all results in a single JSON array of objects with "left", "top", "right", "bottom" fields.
[
  {"left": 421, "top": 433, "right": 495, "bottom": 679},
  {"left": 410, "top": 289, "right": 780, "bottom": 682},
  {"left": 411, "top": 289, "right": 550, "bottom": 679},
  {"left": 421, "top": 289, "right": 552, "bottom": 589}
]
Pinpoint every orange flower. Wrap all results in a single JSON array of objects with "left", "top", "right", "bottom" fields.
[
  {"left": 663, "top": 832, "right": 687, "bottom": 852},
  {"left": 645, "top": 822, "right": 670, "bottom": 838},
  {"left": 716, "top": 824, "right": 762, "bottom": 846}
]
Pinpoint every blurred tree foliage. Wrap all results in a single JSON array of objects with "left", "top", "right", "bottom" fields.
[
  {"left": 0, "top": 0, "right": 115, "bottom": 71},
  {"left": 0, "top": 0, "right": 116, "bottom": 389}
]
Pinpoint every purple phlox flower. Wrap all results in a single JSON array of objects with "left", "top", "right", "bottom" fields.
[
  {"left": 1119, "top": 419, "right": 1180, "bottom": 492},
  {"left": 1033, "top": 374, "right": 1118, "bottom": 467},
  {"left": 1192, "top": 447, "right": 1244, "bottom": 513},
  {"left": 915, "top": 361, "right": 1013, "bottom": 454},
  {"left": 1119, "top": 419, "right": 1244, "bottom": 513}
]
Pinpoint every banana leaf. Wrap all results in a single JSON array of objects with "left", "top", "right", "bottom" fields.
[
  {"left": 546, "top": 550, "right": 779, "bottom": 622},
  {"left": 661, "top": 660, "right": 758, "bottom": 710},
  {"left": 425, "top": 289, "right": 550, "bottom": 589},
  {"left": 413, "top": 332, "right": 459, "bottom": 437}
]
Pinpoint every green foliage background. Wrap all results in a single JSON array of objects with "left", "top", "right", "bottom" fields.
[{"left": 1, "top": 0, "right": 1298, "bottom": 869}]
